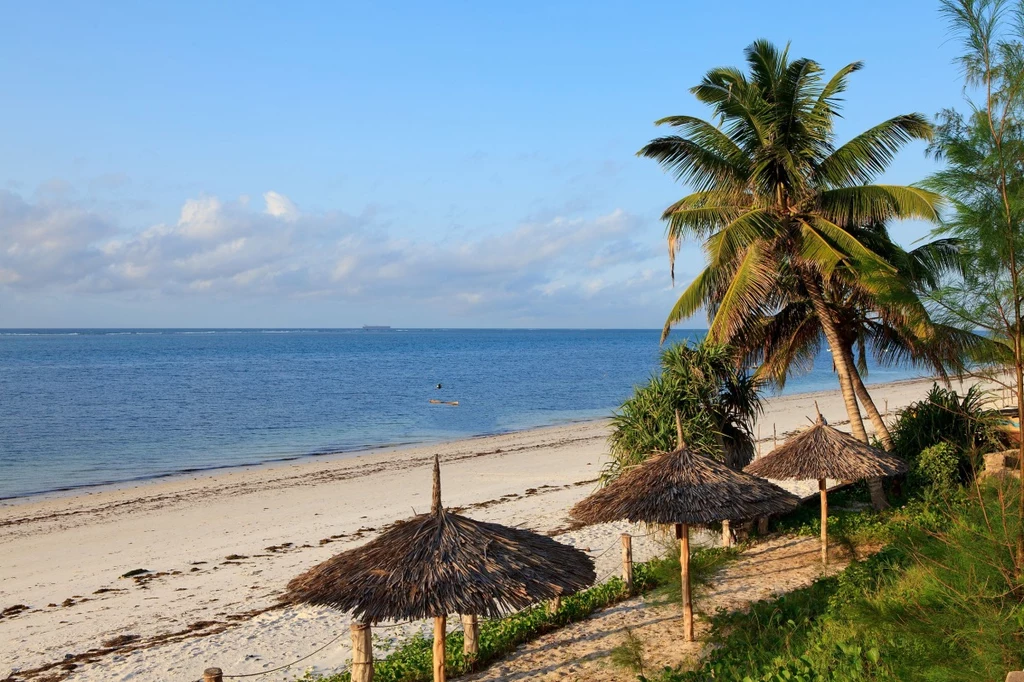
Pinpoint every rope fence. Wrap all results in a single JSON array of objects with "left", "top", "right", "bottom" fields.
[{"left": 219, "top": 631, "right": 345, "bottom": 678}]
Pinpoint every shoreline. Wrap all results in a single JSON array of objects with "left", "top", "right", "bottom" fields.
[
  {"left": 0, "top": 373, "right": 938, "bottom": 506},
  {"left": 0, "top": 416, "right": 615, "bottom": 507}
]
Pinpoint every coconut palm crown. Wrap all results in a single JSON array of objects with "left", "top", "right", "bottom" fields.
[{"left": 640, "top": 40, "right": 942, "bottom": 348}]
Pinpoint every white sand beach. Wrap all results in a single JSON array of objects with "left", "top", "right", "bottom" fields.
[{"left": 0, "top": 376, "right": 987, "bottom": 682}]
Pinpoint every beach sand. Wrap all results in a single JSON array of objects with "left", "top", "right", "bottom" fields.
[{"left": 0, "top": 375, "right": 988, "bottom": 681}]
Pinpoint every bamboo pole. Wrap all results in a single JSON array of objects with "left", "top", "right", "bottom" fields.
[
  {"left": 548, "top": 595, "right": 561, "bottom": 614},
  {"left": 351, "top": 622, "right": 373, "bottom": 682},
  {"left": 819, "top": 478, "right": 828, "bottom": 565},
  {"left": 678, "top": 522, "right": 694, "bottom": 641},
  {"left": 461, "top": 614, "right": 479, "bottom": 660},
  {"left": 203, "top": 669, "right": 223, "bottom": 682},
  {"left": 433, "top": 616, "right": 446, "bottom": 682},
  {"left": 621, "top": 533, "right": 633, "bottom": 592}
]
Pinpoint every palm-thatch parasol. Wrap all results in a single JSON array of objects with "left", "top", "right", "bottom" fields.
[
  {"left": 744, "top": 411, "right": 908, "bottom": 565},
  {"left": 570, "top": 412, "right": 798, "bottom": 641},
  {"left": 284, "top": 455, "right": 595, "bottom": 682}
]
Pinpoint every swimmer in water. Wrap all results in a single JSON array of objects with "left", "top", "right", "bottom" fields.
[{"left": 436, "top": 383, "right": 442, "bottom": 389}]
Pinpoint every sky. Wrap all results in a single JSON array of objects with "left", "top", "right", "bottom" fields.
[{"left": 0, "top": 0, "right": 971, "bottom": 328}]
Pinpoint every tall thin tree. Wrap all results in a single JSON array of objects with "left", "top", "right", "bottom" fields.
[{"left": 928, "top": 0, "right": 1024, "bottom": 568}]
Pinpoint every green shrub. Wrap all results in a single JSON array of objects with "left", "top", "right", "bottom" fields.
[
  {"left": 606, "top": 341, "right": 763, "bottom": 481},
  {"left": 889, "top": 384, "right": 1003, "bottom": 484},
  {"left": 912, "top": 442, "right": 962, "bottom": 491},
  {"left": 770, "top": 488, "right": 891, "bottom": 549}
]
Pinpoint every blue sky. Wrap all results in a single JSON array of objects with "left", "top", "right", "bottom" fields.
[{"left": 0, "top": 0, "right": 967, "bottom": 328}]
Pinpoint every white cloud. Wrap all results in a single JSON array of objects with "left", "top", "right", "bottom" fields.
[
  {"left": 263, "top": 191, "right": 299, "bottom": 221},
  {"left": 0, "top": 189, "right": 678, "bottom": 324}
]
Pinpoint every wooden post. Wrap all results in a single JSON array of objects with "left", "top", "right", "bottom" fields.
[
  {"left": 773, "top": 423, "right": 778, "bottom": 450},
  {"left": 680, "top": 523, "right": 694, "bottom": 642},
  {"left": 621, "top": 533, "right": 633, "bottom": 592},
  {"left": 757, "top": 516, "right": 769, "bottom": 535},
  {"left": 547, "top": 595, "right": 560, "bottom": 614},
  {"left": 721, "top": 520, "right": 731, "bottom": 547},
  {"left": 461, "top": 614, "right": 478, "bottom": 660},
  {"left": 819, "top": 478, "right": 828, "bottom": 566},
  {"left": 203, "top": 669, "right": 223, "bottom": 682},
  {"left": 433, "top": 616, "right": 446, "bottom": 682},
  {"left": 351, "top": 622, "right": 373, "bottom": 682},
  {"left": 677, "top": 522, "right": 694, "bottom": 642}
]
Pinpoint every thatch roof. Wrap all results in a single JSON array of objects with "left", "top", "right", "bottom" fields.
[
  {"left": 283, "top": 456, "right": 595, "bottom": 623},
  {"left": 570, "top": 445, "right": 798, "bottom": 526},
  {"left": 744, "top": 414, "right": 909, "bottom": 481}
]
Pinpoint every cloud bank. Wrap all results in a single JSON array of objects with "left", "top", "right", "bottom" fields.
[{"left": 0, "top": 189, "right": 678, "bottom": 325}]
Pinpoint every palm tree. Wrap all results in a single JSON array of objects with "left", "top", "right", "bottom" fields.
[
  {"left": 752, "top": 230, "right": 978, "bottom": 445},
  {"left": 639, "top": 41, "right": 942, "bottom": 469},
  {"left": 727, "top": 228, "right": 973, "bottom": 508}
]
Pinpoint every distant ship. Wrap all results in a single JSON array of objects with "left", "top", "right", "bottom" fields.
[{"left": 361, "top": 325, "right": 392, "bottom": 331}]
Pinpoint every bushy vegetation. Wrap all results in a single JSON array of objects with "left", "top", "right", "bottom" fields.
[
  {"left": 888, "top": 382, "right": 999, "bottom": 477},
  {"left": 606, "top": 341, "right": 762, "bottom": 482},
  {"left": 653, "top": 481, "right": 1024, "bottom": 682},
  {"left": 305, "top": 544, "right": 736, "bottom": 682},
  {"left": 639, "top": 377, "right": 1019, "bottom": 682},
  {"left": 771, "top": 486, "right": 892, "bottom": 550},
  {"left": 912, "top": 442, "right": 962, "bottom": 491}
]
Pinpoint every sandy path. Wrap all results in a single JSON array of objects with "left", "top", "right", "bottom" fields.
[
  {"left": 462, "top": 535, "right": 858, "bottom": 681},
  {"left": 0, "top": 376, "right": 958, "bottom": 681}
]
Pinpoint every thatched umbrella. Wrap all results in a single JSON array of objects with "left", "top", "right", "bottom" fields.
[
  {"left": 570, "top": 413, "right": 797, "bottom": 641},
  {"left": 744, "top": 411, "right": 908, "bottom": 565},
  {"left": 284, "top": 455, "right": 595, "bottom": 682}
]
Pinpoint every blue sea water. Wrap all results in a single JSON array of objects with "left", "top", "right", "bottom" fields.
[{"left": 0, "top": 329, "right": 925, "bottom": 500}]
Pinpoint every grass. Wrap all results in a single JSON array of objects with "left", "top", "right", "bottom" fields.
[
  {"left": 304, "top": 541, "right": 738, "bottom": 682},
  {"left": 609, "top": 627, "right": 647, "bottom": 676},
  {"left": 653, "top": 479, "right": 1024, "bottom": 682}
]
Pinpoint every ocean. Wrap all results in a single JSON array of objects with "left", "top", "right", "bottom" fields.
[{"left": 0, "top": 328, "right": 925, "bottom": 499}]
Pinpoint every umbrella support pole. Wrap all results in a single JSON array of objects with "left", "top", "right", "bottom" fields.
[
  {"left": 677, "top": 523, "right": 694, "bottom": 642},
  {"left": 351, "top": 622, "right": 373, "bottom": 682},
  {"left": 462, "top": 614, "right": 479, "bottom": 661},
  {"left": 621, "top": 533, "right": 633, "bottom": 593},
  {"left": 433, "top": 615, "right": 446, "bottom": 682},
  {"left": 819, "top": 478, "right": 828, "bottom": 565}
]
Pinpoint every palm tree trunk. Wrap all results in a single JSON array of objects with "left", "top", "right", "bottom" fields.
[
  {"left": 841, "top": 345, "right": 893, "bottom": 510},
  {"left": 842, "top": 346, "right": 894, "bottom": 448},
  {"left": 803, "top": 279, "right": 888, "bottom": 509},
  {"left": 801, "top": 276, "right": 870, "bottom": 442},
  {"left": 831, "top": 366, "right": 892, "bottom": 508}
]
